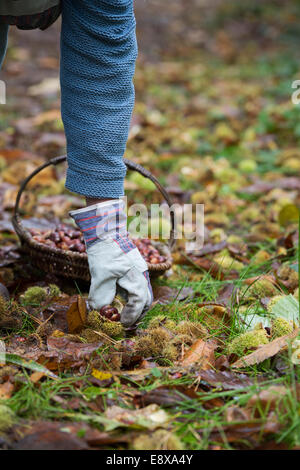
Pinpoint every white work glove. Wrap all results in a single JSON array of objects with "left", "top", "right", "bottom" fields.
[{"left": 70, "top": 199, "right": 153, "bottom": 327}]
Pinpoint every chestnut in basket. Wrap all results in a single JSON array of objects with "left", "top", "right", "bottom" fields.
[
  {"left": 29, "top": 227, "right": 167, "bottom": 264},
  {"left": 133, "top": 238, "right": 166, "bottom": 264},
  {"left": 30, "top": 225, "right": 86, "bottom": 253}
]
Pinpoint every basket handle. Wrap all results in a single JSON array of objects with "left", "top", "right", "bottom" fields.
[{"left": 13, "top": 155, "right": 176, "bottom": 248}]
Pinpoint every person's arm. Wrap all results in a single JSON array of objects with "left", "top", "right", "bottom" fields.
[
  {"left": 60, "top": 0, "right": 137, "bottom": 199},
  {"left": 61, "top": 0, "right": 152, "bottom": 327}
]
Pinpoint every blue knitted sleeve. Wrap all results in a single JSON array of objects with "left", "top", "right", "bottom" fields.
[{"left": 60, "top": 0, "right": 137, "bottom": 198}]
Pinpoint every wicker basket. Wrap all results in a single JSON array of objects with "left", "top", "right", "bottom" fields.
[{"left": 12, "top": 155, "right": 175, "bottom": 281}]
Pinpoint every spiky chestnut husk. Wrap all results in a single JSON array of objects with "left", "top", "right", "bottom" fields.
[
  {"left": 135, "top": 327, "right": 170, "bottom": 357},
  {"left": 238, "top": 159, "right": 257, "bottom": 173},
  {"left": 171, "top": 334, "right": 194, "bottom": 347},
  {"left": 36, "top": 322, "right": 55, "bottom": 338},
  {"left": 86, "top": 311, "right": 123, "bottom": 337},
  {"left": 161, "top": 344, "right": 179, "bottom": 363},
  {"left": 271, "top": 317, "right": 294, "bottom": 339},
  {"left": 239, "top": 207, "right": 260, "bottom": 222},
  {"left": 166, "top": 302, "right": 201, "bottom": 319},
  {"left": 214, "top": 167, "right": 239, "bottom": 184},
  {"left": 0, "top": 405, "right": 15, "bottom": 433},
  {"left": 106, "top": 352, "right": 122, "bottom": 370},
  {"left": 149, "top": 328, "right": 171, "bottom": 348},
  {"left": 278, "top": 265, "right": 299, "bottom": 291},
  {"left": 26, "top": 332, "right": 43, "bottom": 348},
  {"left": 227, "top": 235, "right": 243, "bottom": 245},
  {"left": 135, "top": 335, "right": 159, "bottom": 357},
  {"left": 21, "top": 286, "right": 47, "bottom": 304},
  {"left": 210, "top": 228, "right": 227, "bottom": 243},
  {"left": 0, "top": 296, "right": 8, "bottom": 316},
  {"left": 0, "top": 300, "right": 23, "bottom": 329},
  {"left": 159, "top": 335, "right": 194, "bottom": 364},
  {"left": 63, "top": 333, "right": 83, "bottom": 343},
  {"left": 10, "top": 301, "right": 23, "bottom": 315},
  {"left": 252, "top": 250, "right": 271, "bottom": 264},
  {"left": 51, "top": 329, "right": 65, "bottom": 338},
  {"left": 147, "top": 315, "right": 177, "bottom": 330},
  {"left": 199, "top": 305, "right": 227, "bottom": 330},
  {"left": 205, "top": 214, "right": 233, "bottom": 227},
  {"left": 227, "top": 329, "right": 269, "bottom": 356},
  {"left": 92, "top": 349, "right": 122, "bottom": 371},
  {"left": 214, "top": 252, "right": 244, "bottom": 271},
  {"left": 248, "top": 279, "right": 279, "bottom": 298},
  {"left": 175, "top": 320, "right": 208, "bottom": 339},
  {"left": 80, "top": 328, "right": 102, "bottom": 343},
  {"left": 86, "top": 310, "right": 102, "bottom": 330},
  {"left": 100, "top": 321, "right": 124, "bottom": 337},
  {"left": 48, "top": 284, "right": 61, "bottom": 298},
  {"left": 131, "top": 430, "right": 184, "bottom": 450},
  {"left": 0, "top": 366, "right": 17, "bottom": 381}
]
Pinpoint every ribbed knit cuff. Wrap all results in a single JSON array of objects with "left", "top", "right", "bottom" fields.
[{"left": 65, "top": 165, "right": 125, "bottom": 198}]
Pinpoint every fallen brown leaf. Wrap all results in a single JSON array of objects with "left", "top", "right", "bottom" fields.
[
  {"left": 13, "top": 423, "right": 89, "bottom": 450},
  {"left": 14, "top": 337, "right": 104, "bottom": 372},
  {"left": 244, "top": 274, "right": 278, "bottom": 287},
  {"left": 203, "top": 413, "right": 280, "bottom": 446},
  {"left": 180, "top": 339, "right": 217, "bottom": 368},
  {"left": 232, "top": 328, "right": 299, "bottom": 368},
  {"left": 30, "top": 371, "right": 45, "bottom": 383},
  {"left": 216, "top": 283, "right": 236, "bottom": 307},
  {"left": 247, "top": 385, "right": 289, "bottom": 414},
  {"left": 134, "top": 385, "right": 199, "bottom": 408},
  {"left": 152, "top": 285, "right": 194, "bottom": 305},
  {"left": 0, "top": 380, "right": 14, "bottom": 399},
  {"left": 12, "top": 420, "right": 134, "bottom": 450},
  {"left": 198, "top": 369, "right": 256, "bottom": 390},
  {"left": 66, "top": 295, "right": 87, "bottom": 333},
  {"left": 242, "top": 177, "right": 300, "bottom": 194},
  {"left": 47, "top": 336, "right": 102, "bottom": 359},
  {"left": 186, "top": 256, "right": 225, "bottom": 280},
  {"left": 186, "top": 240, "right": 227, "bottom": 256},
  {"left": 104, "top": 404, "right": 169, "bottom": 431},
  {"left": 225, "top": 405, "right": 251, "bottom": 423}
]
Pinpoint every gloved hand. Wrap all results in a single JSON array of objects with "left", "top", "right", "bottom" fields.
[{"left": 70, "top": 199, "right": 153, "bottom": 327}]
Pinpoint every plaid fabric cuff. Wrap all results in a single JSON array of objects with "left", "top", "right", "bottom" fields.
[
  {"left": 112, "top": 233, "right": 136, "bottom": 254},
  {"left": 70, "top": 200, "right": 133, "bottom": 249}
]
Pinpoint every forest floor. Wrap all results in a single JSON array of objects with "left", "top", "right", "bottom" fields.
[{"left": 0, "top": 0, "right": 299, "bottom": 450}]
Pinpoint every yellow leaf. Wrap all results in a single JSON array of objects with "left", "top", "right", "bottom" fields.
[
  {"left": 92, "top": 369, "right": 112, "bottom": 381},
  {"left": 278, "top": 204, "right": 299, "bottom": 227},
  {"left": 214, "top": 123, "right": 237, "bottom": 144}
]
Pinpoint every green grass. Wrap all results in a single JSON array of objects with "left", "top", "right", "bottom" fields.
[
  {"left": 2, "top": 243, "right": 297, "bottom": 449},
  {"left": 7, "top": 375, "right": 88, "bottom": 420},
  {"left": 5, "top": 355, "right": 300, "bottom": 449}
]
